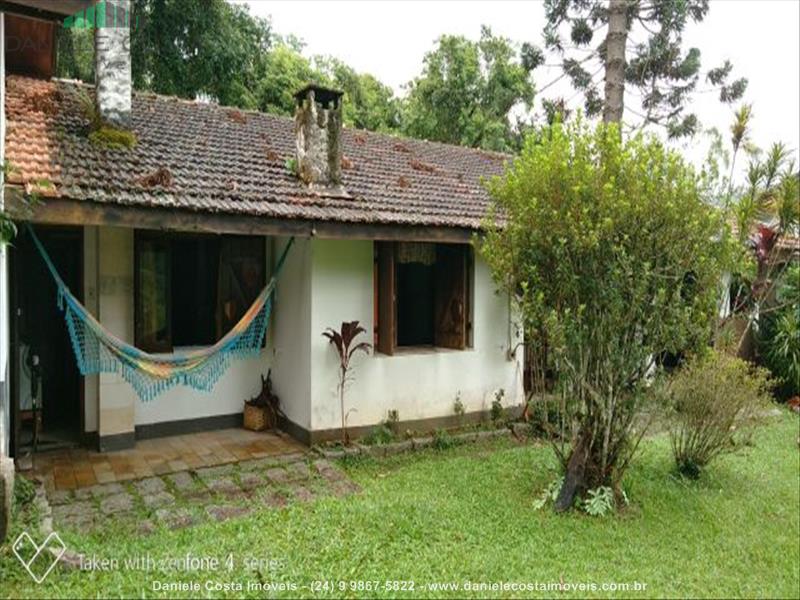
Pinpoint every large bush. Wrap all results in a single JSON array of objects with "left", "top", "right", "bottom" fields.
[
  {"left": 666, "top": 351, "right": 772, "bottom": 478},
  {"left": 759, "top": 263, "right": 800, "bottom": 398},
  {"left": 481, "top": 119, "right": 735, "bottom": 510}
]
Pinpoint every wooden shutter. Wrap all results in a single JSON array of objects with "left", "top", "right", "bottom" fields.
[
  {"left": 376, "top": 241, "right": 396, "bottom": 355},
  {"left": 434, "top": 244, "right": 467, "bottom": 349}
]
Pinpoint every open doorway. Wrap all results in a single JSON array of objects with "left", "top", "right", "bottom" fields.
[{"left": 11, "top": 226, "right": 83, "bottom": 458}]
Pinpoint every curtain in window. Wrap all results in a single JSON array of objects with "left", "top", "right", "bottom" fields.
[
  {"left": 135, "top": 238, "right": 171, "bottom": 352},
  {"left": 216, "top": 237, "right": 266, "bottom": 340},
  {"left": 396, "top": 241, "right": 436, "bottom": 266}
]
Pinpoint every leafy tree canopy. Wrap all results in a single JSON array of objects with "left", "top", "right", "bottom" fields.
[
  {"left": 316, "top": 57, "right": 401, "bottom": 132},
  {"left": 57, "top": 1, "right": 401, "bottom": 135},
  {"left": 480, "top": 118, "right": 736, "bottom": 508},
  {"left": 130, "top": 0, "right": 271, "bottom": 107},
  {"left": 402, "top": 26, "right": 537, "bottom": 152}
]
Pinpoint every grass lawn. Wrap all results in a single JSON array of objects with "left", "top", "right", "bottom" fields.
[{"left": 2, "top": 413, "right": 798, "bottom": 599}]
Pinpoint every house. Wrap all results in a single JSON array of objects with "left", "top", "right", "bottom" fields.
[{"left": 0, "top": 0, "right": 524, "bottom": 471}]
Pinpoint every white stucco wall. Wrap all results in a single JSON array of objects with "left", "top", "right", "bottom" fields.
[
  {"left": 85, "top": 231, "right": 523, "bottom": 439},
  {"left": 269, "top": 237, "right": 313, "bottom": 432},
  {"left": 97, "top": 227, "right": 137, "bottom": 436},
  {"left": 88, "top": 228, "right": 281, "bottom": 432},
  {"left": 308, "top": 238, "right": 524, "bottom": 432}
]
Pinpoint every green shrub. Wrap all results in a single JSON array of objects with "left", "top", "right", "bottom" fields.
[
  {"left": 432, "top": 429, "right": 457, "bottom": 450},
  {"left": 480, "top": 118, "right": 735, "bottom": 509},
  {"left": 453, "top": 392, "right": 465, "bottom": 422},
  {"left": 759, "top": 263, "right": 800, "bottom": 398},
  {"left": 490, "top": 389, "right": 506, "bottom": 423},
  {"left": 666, "top": 350, "right": 773, "bottom": 478},
  {"left": 582, "top": 486, "right": 615, "bottom": 517},
  {"left": 525, "top": 395, "right": 563, "bottom": 439},
  {"left": 14, "top": 475, "right": 35, "bottom": 508},
  {"left": 386, "top": 409, "right": 400, "bottom": 434},
  {"left": 362, "top": 422, "right": 395, "bottom": 446},
  {"left": 532, "top": 476, "right": 563, "bottom": 510}
]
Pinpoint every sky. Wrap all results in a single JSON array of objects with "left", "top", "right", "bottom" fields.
[{"left": 242, "top": 0, "right": 800, "bottom": 175}]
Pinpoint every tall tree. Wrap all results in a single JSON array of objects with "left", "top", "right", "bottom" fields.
[
  {"left": 54, "top": 3, "right": 402, "bottom": 134},
  {"left": 480, "top": 119, "right": 735, "bottom": 510},
  {"left": 56, "top": 27, "right": 95, "bottom": 82},
  {"left": 254, "top": 42, "right": 321, "bottom": 116},
  {"left": 131, "top": 0, "right": 271, "bottom": 106},
  {"left": 402, "top": 26, "right": 540, "bottom": 152},
  {"left": 540, "top": 0, "right": 747, "bottom": 137},
  {"left": 603, "top": 0, "right": 628, "bottom": 123},
  {"left": 316, "top": 57, "right": 401, "bottom": 132}
]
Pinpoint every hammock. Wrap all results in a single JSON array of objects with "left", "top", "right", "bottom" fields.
[{"left": 27, "top": 224, "right": 294, "bottom": 402}]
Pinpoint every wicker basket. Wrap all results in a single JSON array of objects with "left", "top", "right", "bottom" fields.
[{"left": 243, "top": 403, "right": 275, "bottom": 431}]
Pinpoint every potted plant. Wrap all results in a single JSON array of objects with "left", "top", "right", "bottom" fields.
[
  {"left": 322, "top": 321, "right": 371, "bottom": 444},
  {"left": 243, "top": 370, "right": 282, "bottom": 431}
]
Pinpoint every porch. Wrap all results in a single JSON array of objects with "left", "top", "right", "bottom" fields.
[{"left": 29, "top": 427, "right": 304, "bottom": 492}]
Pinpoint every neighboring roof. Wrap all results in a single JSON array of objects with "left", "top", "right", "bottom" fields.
[{"left": 4, "top": 75, "right": 510, "bottom": 230}]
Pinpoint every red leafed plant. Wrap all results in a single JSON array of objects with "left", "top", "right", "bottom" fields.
[
  {"left": 753, "top": 224, "right": 778, "bottom": 266},
  {"left": 323, "top": 321, "right": 372, "bottom": 444}
]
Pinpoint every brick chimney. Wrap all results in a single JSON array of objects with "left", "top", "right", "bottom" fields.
[
  {"left": 94, "top": 0, "right": 132, "bottom": 128},
  {"left": 294, "top": 84, "right": 345, "bottom": 194}
]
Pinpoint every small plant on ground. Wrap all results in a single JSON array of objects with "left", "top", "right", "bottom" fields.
[
  {"left": 432, "top": 429, "right": 457, "bottom": 450},
  {"left": 582, "top": 486, "right": 615, "bottom": 517},
  {"left": 322, "top": 321, "right": 372, "bottom": 445},
  {"left": 666, "top": 350, "right": 773, "bottom": 479},
  {"left": 403, "top": 429, "right": 419, "bottom": 440},
  {"left": 490, "top": 388, "right": 506, "bottom": 424},
  {"left": 453, "top": 392, "right": 465, "bottom": 424},
  {"left": 362, "top": 422, "right": 395, "bottom": 446},
  {"left": 386, "top": 409, "right": 400, "bottom": 435},
  {"left": 533, "top": 476, "right": 564, "bottom": 510},
  {"left": 14, "top": 475, "right": 35, "bottom": 507}
]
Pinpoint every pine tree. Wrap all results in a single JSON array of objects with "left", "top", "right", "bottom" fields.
[{"left": 538, "top": 0, "right": 747, "bottom": 137}]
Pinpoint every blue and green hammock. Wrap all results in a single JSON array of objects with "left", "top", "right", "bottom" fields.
[{"left": 27, "top": 225, "right": 293, "bottom": 402}]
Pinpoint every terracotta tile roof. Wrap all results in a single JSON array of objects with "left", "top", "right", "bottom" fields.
[{"left": 4, "top": 75, "right": 509, "bottom": 229}]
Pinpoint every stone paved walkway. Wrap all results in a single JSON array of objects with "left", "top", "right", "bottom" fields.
[
  {"left": 32, "top": 428, "right": 304, "bottom": 491},
  {"left": 41, "top": 455, "right": 360, "bottom": 535}
]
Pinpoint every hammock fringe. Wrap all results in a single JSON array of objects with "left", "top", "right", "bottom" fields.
[{"left": 27, "top": 225, "right": 292, "bottom": 402}]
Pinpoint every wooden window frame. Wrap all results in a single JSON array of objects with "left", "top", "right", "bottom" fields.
[
  {"left": 374, "top": 241, "right": 472, "bottom": 355},
  {"left": 134, "top": 231, "right": 265, "bottom": 353}
]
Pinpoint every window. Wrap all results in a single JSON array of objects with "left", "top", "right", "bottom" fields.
[
  {"left": 135, "top": 232, "right": 265, "bottom": 352},
  {"left": 374, "top": 241, "right": 472, "bottom": 355}
]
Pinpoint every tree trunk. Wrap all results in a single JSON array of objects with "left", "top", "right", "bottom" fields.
[
  {"left": 554, "top": 429, "right": 592, "bottom": 512},
  {"left": 602, "top": 0, "right": 629, "bottom": 124}
]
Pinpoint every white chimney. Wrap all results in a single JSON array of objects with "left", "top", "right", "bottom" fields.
[
  {"left": 94, "top": 0, "right": 131, "bottom": 128},
  {"left": 294, "top": 84, "right": 345, "bottom": 193}
]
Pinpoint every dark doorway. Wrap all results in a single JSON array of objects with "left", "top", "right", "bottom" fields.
[{"left": 12, "top": 226, "right": 83, "bottom": 456}]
